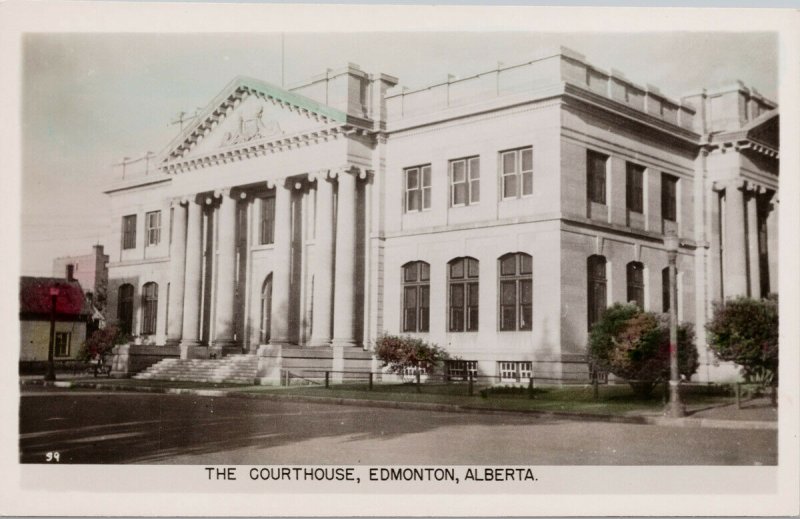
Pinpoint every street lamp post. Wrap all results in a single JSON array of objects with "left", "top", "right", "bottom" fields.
[
  {"left": 664, "top": 230, "right": 685, "bottom": 417},
  {"left": 44, "top": 286, "right": 60, "bottom": 382}
]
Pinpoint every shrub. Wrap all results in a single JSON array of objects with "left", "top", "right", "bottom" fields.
[
  {"left": 706, "top": 296, "right": 778, "bottom": 388},
  {"left": 375, "top": 334, "right": 450, "bottom": 374},
  {"left": 79, "top": 325, "right": 128, "bottom": 362},
  {"left": 589, "top": 303, "right": 698, "bottom": 397}
]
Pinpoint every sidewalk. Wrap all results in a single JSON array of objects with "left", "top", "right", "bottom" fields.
[{"left": 19, "top": 376, "right": 777, "bottom": 431}]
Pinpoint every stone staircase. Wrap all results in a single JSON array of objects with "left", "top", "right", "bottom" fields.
[{"left": 133, "top": 354, "right": 260, "bottom": 384}]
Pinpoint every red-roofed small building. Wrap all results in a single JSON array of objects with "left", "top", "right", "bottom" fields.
[{"left": 19, "top": 273, "right": 91, "bottom": 362}]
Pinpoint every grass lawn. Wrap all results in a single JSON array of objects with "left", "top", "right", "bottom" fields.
[
  {"left": 54, "top": 377, "right": 737, "bottom": 417},
  {"left": 242, "top": 382, "right": 736, "bottom": 416}
]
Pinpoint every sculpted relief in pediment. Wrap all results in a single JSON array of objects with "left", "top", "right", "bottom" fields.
[
  {"left": 221, "top": 105, "right": 283, "bottom": 147},
  {"left": 183, "top": 95, "right": 333, "bottom": 158}
]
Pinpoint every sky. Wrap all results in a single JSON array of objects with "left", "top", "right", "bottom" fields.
[{"left": 21, "top": 32, "right": 777, "bottom": 275}]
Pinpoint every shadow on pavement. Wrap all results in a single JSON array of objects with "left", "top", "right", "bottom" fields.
[{"left": 19, "top": 387, "right": 562, "bottom": 464}]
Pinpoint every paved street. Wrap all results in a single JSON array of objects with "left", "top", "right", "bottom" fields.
[{"left": 20, "top": 386, "right": 776, "bottom": 465}]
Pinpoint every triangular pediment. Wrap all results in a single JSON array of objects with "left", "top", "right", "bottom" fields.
[{"left": 163, "top": 77, "right": 349, "bottom": 161}]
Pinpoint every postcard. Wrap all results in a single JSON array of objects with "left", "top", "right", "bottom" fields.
[{"left": 1, "top": 2, "right": 798, "bottom": 516}]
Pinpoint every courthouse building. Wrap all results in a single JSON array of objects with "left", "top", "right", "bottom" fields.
[{"left": 104, "top": 46, "right": 779, "bottom": 383}]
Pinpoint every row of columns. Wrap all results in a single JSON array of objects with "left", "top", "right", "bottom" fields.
[
  {"left": 166, "top": 166, "right": 365, "bottom": 358},
  {"left": 719, "top": 178, "right": 777, "bottom": 298}
]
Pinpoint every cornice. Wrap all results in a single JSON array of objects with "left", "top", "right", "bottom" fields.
[
  {"left": 108, "top": 257, "right": 170, "bottom": 269},
  {"left": 161, "top": 124, "right": 375, "bottom": 175},
  {"left": 703, "top": 133, "right": 779, "bottom": 159},
  {"left": 103, "top": 174, "right": 171, "bottom": 195},
  {"left": 562, "top": 82, "right": 701, "bottom": 147}
]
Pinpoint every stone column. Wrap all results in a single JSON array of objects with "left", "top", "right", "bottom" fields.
[
  {"left": 180, "top": 197, "right": 205, "bottom": 358},
  {"left": 166, "top": 198, "right": 187, "bottom": 345},
  {"left": 269, "top": 180, "right": 292, "bottom": 345},
  {"left": 212, "top": 188, "right": 238, "bottom": 354},
  {"left": 767, "top": 194, "right": 779, "bottom": 296},
  {"left": 746, "top": 188, "right": 761, "bottom": 298},
  {"left": 308, "top": 171, "right": 334, "bottom": 346},
  {"left": 332, "top": 167, "right": 358, "bottom": 347},
  {"left": 723, "top": 179, "right": 748, "bottom": 297}
]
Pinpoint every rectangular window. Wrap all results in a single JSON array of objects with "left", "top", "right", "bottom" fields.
[
  {"left": 146, "top": 211, "right": 161, "bottom": 246},
  {"left": 402, "top": 262, "right": 430, "bottom": 333},
  {"left": 626, "top": 163, "right": 645, "bottom": 214},
  {"left": 404, "top": 165, "right": 432, "bottom": 212},
  {"left": 446, "top": 360, "right": 478, "bottom": 380},
  {"left": 587, "top": 150, "right": 608, "bottom": 205},
  {"left": 500, "top": 280, "right": 517, "bottom": 331},
  {"left": 499, "top": 253, "right": 533, "bottom": 331},
  {"left": 450, "top": 157, "right": 480, "bottom": 206},
  {"left": 54, "top": 332, "right": 71, "bottom": 357},
  {"left": 260, "top": 196, "right": 276, "bottom": 245},
  {"left": 661, "top": 173, "right": 678, "bottom": 222},
  {"left": 122, "top": 215, "right": 137, "bottom": 250},
  {"left": 499, "top": 361, "right": 533, "bottom": 382},
  {"left": 627, "top": 263, "right": 645, "bottom": 309},
  {"left": 500, "top": 147, "right": 533, "bottom": 200}
]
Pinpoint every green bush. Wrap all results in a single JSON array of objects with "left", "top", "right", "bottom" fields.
[
  {"left": 375, "top": 334, "right": 450, "bottom": 374},
  {"left": 706, "top": 296, "right": 778, "bottom": 388},
  {"left": 588, "top": 303, "right": 698, "bottom": 397}
]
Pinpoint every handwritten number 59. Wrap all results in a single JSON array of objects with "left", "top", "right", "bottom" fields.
[{"left": 46, "top": 451, "right": 60, "bottom": 462}]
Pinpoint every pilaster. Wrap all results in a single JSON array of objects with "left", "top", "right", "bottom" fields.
[
  {"left": 269, "top": 179, "right": 293, "bottom": 345},
  {"left": 308, "top": 170, "right": 335, "bottom": 347},
  {"left": 180, "top": 195, "right": 206, "bottom": 358},
  {"left": 166, "top": 198, "right": 187, "bottom": 345},
  {"left": 331, "top": 165, "right": 365, "bottom": 348},
  {"left": 745, "top": 185, "right": 762, "bottom": 298},
  {"left": 720, "top": 179, "right": 747, "bottom": 298}
]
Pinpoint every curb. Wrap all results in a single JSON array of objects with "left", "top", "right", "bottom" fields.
[{"left": 21, "top": 379, "right": 777, "bottom": 431}]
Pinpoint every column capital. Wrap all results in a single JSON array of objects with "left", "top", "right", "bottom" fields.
[
  {"left": 291, "top": 176, "right": 314, "bottom": 192},
  {"left": 265, "top": 178, "right": 292, "bottom": 190},
  {"left": 743, "top": 181, "right": 768, "bottom": 196},
  {"left": 309, "top": 168, "right": 332, "bottom": 183},
  {"left": 712, "top": 178, "right": 745, "bottom": 192},
  {"left": 175, "top": 194, "right": 200, "bottom": 205},
  {"left": 330, "top": 164, "right": 369, "bottom": 180},
  {"left": 213, "top": 187, "right": 231, "bottom": 198}
]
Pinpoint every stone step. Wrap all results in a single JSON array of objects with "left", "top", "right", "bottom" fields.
[{"left": 133, "top": 355, "right": 260, "bottom": 383}]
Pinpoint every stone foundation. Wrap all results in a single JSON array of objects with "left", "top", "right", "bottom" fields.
[{"left": 110, "top": 343, "right": 180, "bottom": 377}]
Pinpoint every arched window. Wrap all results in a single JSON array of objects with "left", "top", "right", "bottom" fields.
[
  {"left": 587, "top": 255, "right": 607, "bottom": 330},
  {"left": 626, "top": 261, "right": 645, "bottom": 309},
  {"left": 117, "top": 284, "right": 134, "bottom": 336},
  {"left": 261, "top": 274, "right": 273, "bottom": 343},
  {"left": 498, "top": 253, "right": 532, "bottom": 331},
  {"left": 448, "top": 257, "right": 479, "bottom": 332},
  {"left": 141, "top": 282, "right": 158, "bottom": 335},
  {"left": 402, "top": 261, "right": 430, "bottom": 332}
]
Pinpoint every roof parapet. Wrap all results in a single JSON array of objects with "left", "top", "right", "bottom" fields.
[{"left": 385, "top": 46, "right": 696, "bottom": 131}]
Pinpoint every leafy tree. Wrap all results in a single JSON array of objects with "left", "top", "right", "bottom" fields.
[
  {"left": 706, "top": 296, "right": 778, "bottom": 390},
  {"left": 375, "top": 334, "right": 450, "bottom": 375},
  {"left": 589, "top": 303, "right": 698, "bottom": 397},
  {"left": 79, "top": 324, "right": 128, "bottom": 362}
]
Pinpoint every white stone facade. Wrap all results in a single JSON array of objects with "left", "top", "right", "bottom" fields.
[{"left": 105, "top": 47, "right": 779, "bottom": 382}]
